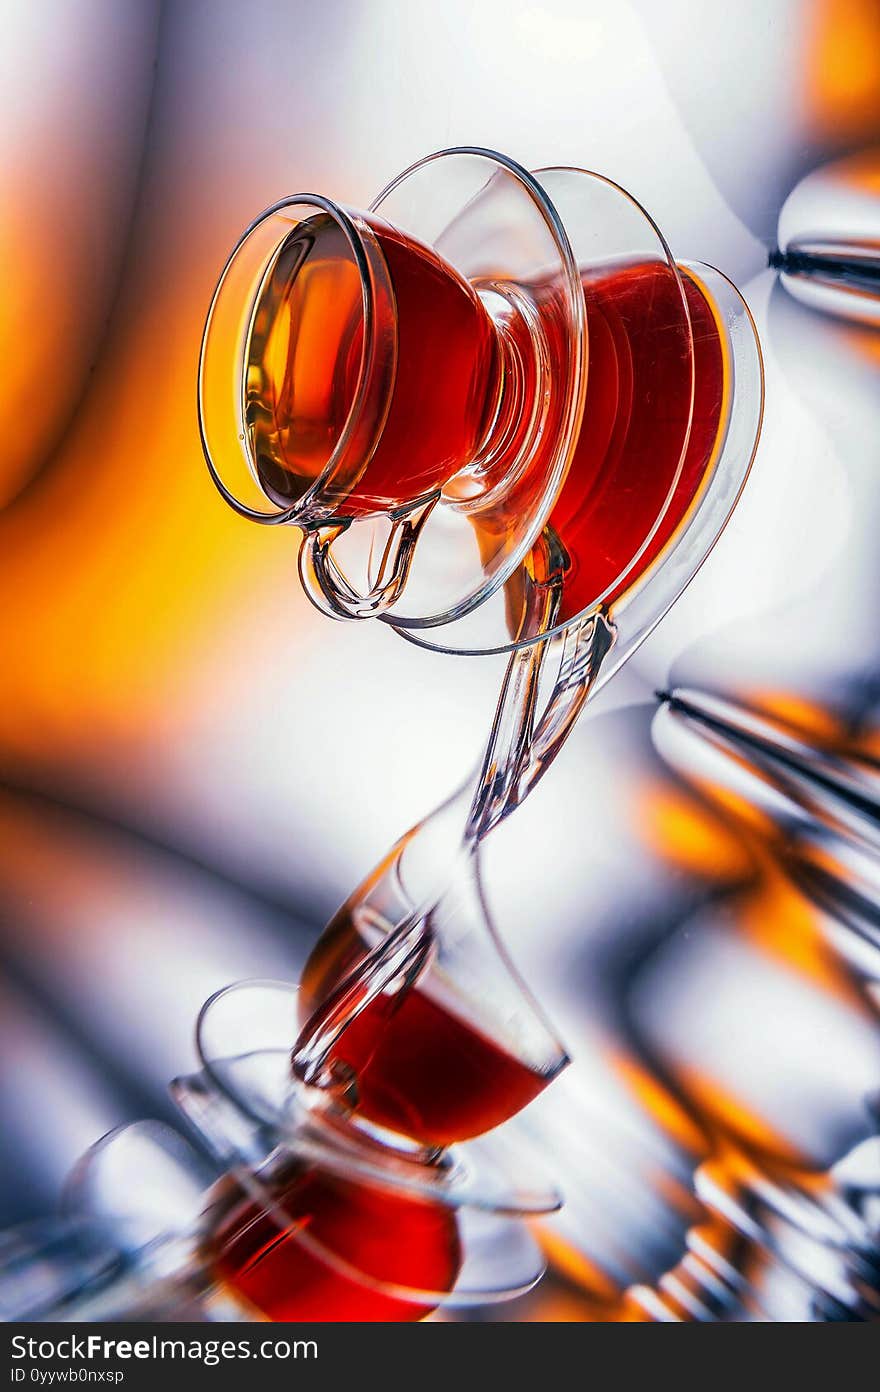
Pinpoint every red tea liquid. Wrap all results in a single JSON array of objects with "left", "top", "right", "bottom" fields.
[
  {"left": 247, "top": 213, "right": 498, "bottom": 515},
  {"left": 478, "top": 260, "right": 725, "bottom": 626},
  {"left": 206, "top": 1158, "right": 462, "bottom": 1322},
  {"left": 248, "top": 213, "right": 725, "bottom": 597},
  {"left": 544, "top": 265, "right": 726, "bottom": 620},
  {"left": 297, "top": 908, "right": 553, "bottom": 1149}
]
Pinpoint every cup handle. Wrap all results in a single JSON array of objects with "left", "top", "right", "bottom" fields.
[{"left": 297, "top": 497, "right": 438, "bottom": 621}]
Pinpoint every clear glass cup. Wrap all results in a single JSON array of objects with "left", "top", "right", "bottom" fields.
[
  {"left": 199, "top": 148, "right": 586, "bottom": 626},
  {"left": 46, "top": 1092, "right": 548, "bottom": 1322},
  {"left": 291, "top": 798, "right": 570, "bottom": 1157},
  {"left": 193, "top": 976, "right": 564, "bottom": 1214},
  {"left": 199, "top": 149, "right": 763, "bottom": 787}
]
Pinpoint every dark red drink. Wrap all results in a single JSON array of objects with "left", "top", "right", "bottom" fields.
[
  {"left": 248, "top": 210, "right": 725, "bottom": 598},
  {"left": 247, "top": 213, "right": 499, "bottom": 516},
  {"left": 206, "top": 1157, "right": 462, "bottom": 1322},
  {"left": 474, "top": 259, "right": 724, "bottom": 626},
  {"left": 296, "top": 905, "right": 556, "bottom": 1149},
  {"left": 545, "top": 264, "right": 726, "bottom": 620}
]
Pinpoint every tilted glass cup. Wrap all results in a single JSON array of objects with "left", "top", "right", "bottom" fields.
[
  {"left": 200, "top": 149, "right": 763, "bottom": 674},
  {"left": 199, "top": 148, "right": 586, "bottom": 627},
  {"left": 291, "top": 793, "right": 571, "bottom": 1159},
  {"left": 195, "top": 975, "right": 565, "bottom": 1215},
  {"left": 37, "top": 1104, "right": 548, "bottom": 1322}
]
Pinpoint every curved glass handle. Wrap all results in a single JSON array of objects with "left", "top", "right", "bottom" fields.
[{"left": 297, "top": 499, "right": 438, "bottom": 621}]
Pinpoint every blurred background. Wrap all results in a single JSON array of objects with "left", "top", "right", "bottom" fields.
[{"left": 2, "top": 0, "right": 880, "bottom": 1320}]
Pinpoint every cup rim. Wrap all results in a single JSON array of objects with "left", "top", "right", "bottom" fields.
[{"left": 198, "top": 192, "right": 396, "bottom": 527}]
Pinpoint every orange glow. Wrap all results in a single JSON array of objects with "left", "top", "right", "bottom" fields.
[
  {"left": 825, "top": 144, "right": 880, "bottom": 192},
  {"left": 845, "top": 321, "right": 880, "bottom": 366},
  {"left": 609, "top": 1051, "right": 708, "bottom": 1158},
  {"left": 749, "top": 690, "right": 843, "bottom": 745},
  {"left": 857, "top": 720, "right": 880, "bottom": 755},
  {"left": 515, "top": 1288, "right": 618, "bottom": 1321},
  {"left": 640, "top": 783, "right": 753, "bottom": 882},
  {"left": 689, "top": 769, "right": 780, "bottom": 842},
  {"left": 538, "top": 1228, "right": 621, "bottom": 1305},
  {"left": 674, "top": 1064, "right": 812, "bottom": 1172},
  {"left": 738, "top": 847, "right": 869, "bottom": 1012},
  {"left": 741, "top": 863, "right": 838, "bottom": 985},
  {"left": 658, "top": 777, "right": 867, "bottom": 1008},
  {"left": 719, "top": 1143, "right": 834, "bottom": 1200},
  {"left": 805, "top": 0, "right": 880, "bottom": 143},
  {"left": 0, "top": 213, "right": 297, "bottom": 770}
]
